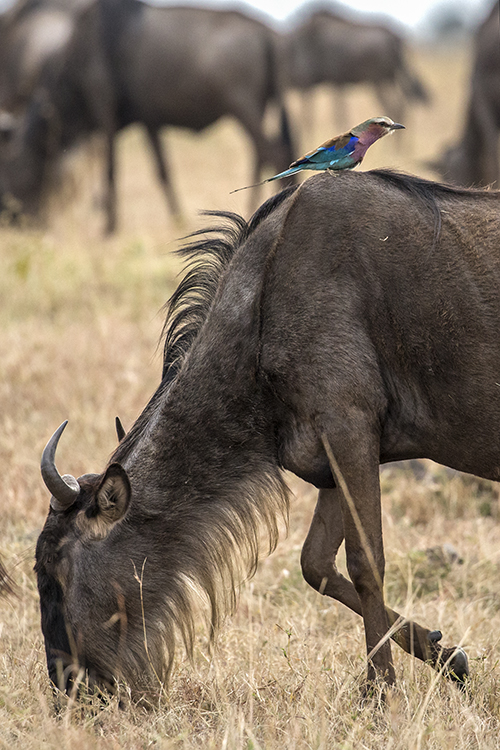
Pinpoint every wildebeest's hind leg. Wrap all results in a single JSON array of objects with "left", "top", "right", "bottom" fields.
[
  {"left": 145, "top": 126, "right": 182, "bottom": 221},
  {"left": 301, "top": 487, "right": 469, "bottom": 683}
]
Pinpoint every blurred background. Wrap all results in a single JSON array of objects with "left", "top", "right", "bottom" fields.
[
  {"left": 0, "top": 0, "right": 494, "bottom": 34},
  {"left": 0, "top": 0, "right": 497, "bottom": 236}
]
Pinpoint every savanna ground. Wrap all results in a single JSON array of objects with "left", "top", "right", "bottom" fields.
[{"left": 1, "top": 42, "right": 500, "bottom": 749}]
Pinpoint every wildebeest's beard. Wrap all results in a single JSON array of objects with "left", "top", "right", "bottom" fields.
[
  {"left": 36, "top": 556, "right": 75, "bottom": 693},
  {"left": 34, "top": 486, "right": 120, "bottom": 695}
]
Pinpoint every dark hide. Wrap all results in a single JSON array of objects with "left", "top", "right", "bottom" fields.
[
  {"left": 0, "top": 0, "right": 295, "bottom": 232},
  {"left": 431, "top": 3, "right": 500, "bottom": 187},
  {"left": 36, "top": 170, "right": 499, "bottom": 696},
  {"left": 286, "top": 8, "right": 429, "bottom": 126}
]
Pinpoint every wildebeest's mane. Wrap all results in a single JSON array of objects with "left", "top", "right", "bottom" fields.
[
  {"left": 161, "top": 186, "right": 298, "bottom": 384},
  {"left": 112, "top": 187, "right": 297, "bottom": 464},
  {"left": 159, "top": 211, "right": 246, "bottom": 384}
]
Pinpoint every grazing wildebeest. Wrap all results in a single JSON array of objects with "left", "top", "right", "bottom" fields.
[
  {"left": 0, "top": 0, "right": 88, "bottom": 111},
  {"left": 286, "top": 7, "right": 429, "bottom": 130},
  {"left": 0, "top": 0, "right": 294, "bottom": 232},
  {"left": 37, "top": 168, "right": 500, "bottom": 698},
  {"left": 431, "top": 3, "right": 500, "bottom": 187}
]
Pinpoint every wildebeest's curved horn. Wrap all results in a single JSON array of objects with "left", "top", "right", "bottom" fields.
[
  {"left": 41, "top": 421, "right": 80, "bottom": 511},
  {"left": 115, "top": 416, "right": 126, "bottom": 442}
]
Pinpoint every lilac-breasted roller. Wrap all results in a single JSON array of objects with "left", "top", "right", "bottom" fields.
[{"left": 231, "top": 116, "right": 404, "bottom": 193}]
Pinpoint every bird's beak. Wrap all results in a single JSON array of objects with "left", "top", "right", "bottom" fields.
[{"left": 390, "top": 123, "right": 405, "bottom": 130}]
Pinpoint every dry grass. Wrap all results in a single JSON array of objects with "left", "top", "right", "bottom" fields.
[{"left": 1, "top": 43, "right": 500, "bottom": 748}]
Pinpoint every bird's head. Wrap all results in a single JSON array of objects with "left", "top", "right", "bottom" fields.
[{"left": 352, "top": 116, "right": 405, "bottom": 145}]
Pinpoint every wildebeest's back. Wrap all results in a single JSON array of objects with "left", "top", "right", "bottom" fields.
[
  {"left": 112, "top": 6, "right": 277, "bottom": 129},
  {"left": 254, "top": 171, "right": 500, "bottom": 480}
]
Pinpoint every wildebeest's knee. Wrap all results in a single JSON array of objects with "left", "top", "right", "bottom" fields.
[{"left": 300, "top": 545, "right": 329, "bottom": 592}]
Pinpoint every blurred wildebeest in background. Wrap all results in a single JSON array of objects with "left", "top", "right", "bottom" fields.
[
  {"left": 37, "top": 168, "right": 500, "bottom": 697},
  {"left": 0, "top": 0, "right": 294, "bottom": 232},
  {"left": 430, "top": 2, "right": 500, "bottom": 187},
  {"left": 0, "top": 0, "right": 88, "bottom": 113},
  {"left": 286, "top": 4, "right": 429, "bottom": 132}
]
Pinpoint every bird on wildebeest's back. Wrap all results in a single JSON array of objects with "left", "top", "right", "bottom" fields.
[{"left": 231, "top": 116, "right": 405, "bottom": 193}]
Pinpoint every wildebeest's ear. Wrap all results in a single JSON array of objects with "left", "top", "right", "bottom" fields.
[{"left": 95, "top": 463, "right": 131, "bottom": 524}]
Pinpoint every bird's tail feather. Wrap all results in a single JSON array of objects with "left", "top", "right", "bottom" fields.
[
  {"left": 230, "top": 166, "right": 301, "bottom": 194},
  {"left": 230, "top": 179, "right": 270, "bottom": 195}
]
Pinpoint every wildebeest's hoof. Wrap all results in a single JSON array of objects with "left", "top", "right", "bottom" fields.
[
  {"left": 428, "top": 631, "right": 469, "bottom": 687},
  {"left": 428, "top": 629, "right": 442, "bottom": 644},
  {"left": 448, "top": 648, "right": 469, "bottom": 684}
]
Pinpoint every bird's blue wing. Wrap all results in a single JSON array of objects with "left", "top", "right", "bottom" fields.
[
  {"left": 291, "top": 135, "right": 359, "bottom": 168},
  {"left": 305, "top": 135, "right": 358, "bottom": 164}
]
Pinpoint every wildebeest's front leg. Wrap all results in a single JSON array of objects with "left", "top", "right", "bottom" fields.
[
  {"left": 301, "top": 485, "right": 469, "bottom": 682},
  {"left": 82, "top": 72, "right": 118, "bottom": 234},
  {"left": 145, "top": 125, "right": 181, "bottom": 220}
]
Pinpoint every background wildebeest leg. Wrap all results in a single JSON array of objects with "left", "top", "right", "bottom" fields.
[
  {"left": 230, "top": 99, "right": 285, "bottom": 210},
  {"left": 102, "top": 131, "right": 117, "bottom": 234},
  {"left": 301, "top": 487, "right": 468, "bottom": 679},
  {"left": 245, "top": 118, "right": 270, "bottom": 211},
  {"left": 145, "top": 125, "right": 181, "bottom": 220},
  {"left": 79, "top": 52, "right": 119, "bottom": 234}
]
